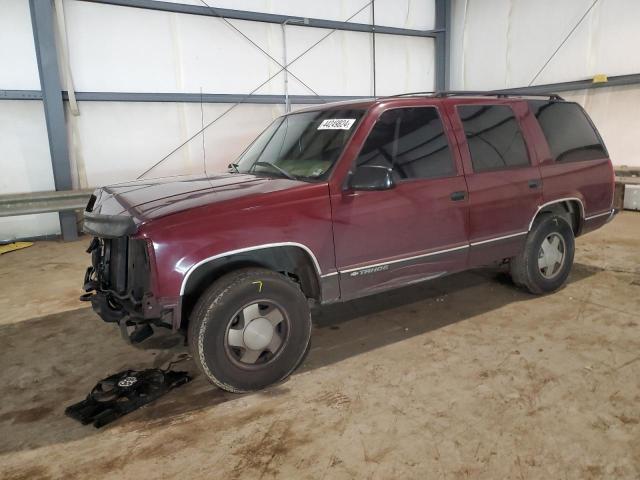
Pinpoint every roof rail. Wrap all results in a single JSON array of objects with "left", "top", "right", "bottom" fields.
[
  {"left": 384, "top": 91, "right": 436, "bottom": 98},
  {"left": 382, "top": 90, "right": 563, "bottom": 101},
  {"left": 433, "top": 90, "right": 564, "bottom": 101}
]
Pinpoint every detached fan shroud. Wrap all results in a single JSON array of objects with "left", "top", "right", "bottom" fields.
[
  {"left": 65, "top": 368, "right": 191, "bottom": 428},
  {"left": 90, "top": 370, "right": 166, "bottom": 401}
]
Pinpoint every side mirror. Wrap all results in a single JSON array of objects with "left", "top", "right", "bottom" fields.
[{"left": 348, "top": 165, "right": 395, "bottom": 191}]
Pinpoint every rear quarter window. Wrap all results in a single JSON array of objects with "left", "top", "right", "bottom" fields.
[{"left": 529, "top": 101, "right": 608, "bottom": 162}]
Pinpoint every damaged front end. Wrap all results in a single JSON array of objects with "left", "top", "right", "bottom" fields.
[{"left": 81, "top": 199, "right": 175, "bottom": 344}]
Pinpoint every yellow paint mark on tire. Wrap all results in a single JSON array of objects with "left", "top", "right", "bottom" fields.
[{"left": 252, "top": 280, "right": 263, "bottom": 293}]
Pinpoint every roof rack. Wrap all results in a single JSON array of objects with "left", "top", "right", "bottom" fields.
[
  {"left": 384, "top": 91, "right": 436, "bottom": 98},
  {"left": 434, "top": 90, "right": 564, "bottom": 101},
  {"left": 383, "top": 90, "right": 563, "bottom": 101}
]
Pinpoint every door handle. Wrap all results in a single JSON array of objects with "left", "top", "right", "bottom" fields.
[
  {"left": 528, "top": 179, "right": 542, "bottom": 189},
  {"left": 450, "top": 191, "right": 467, "bottom": 201}
]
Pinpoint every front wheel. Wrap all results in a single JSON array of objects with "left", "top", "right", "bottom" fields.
[
  {"left": 510, "top": 214, "right": 575, "bottom": 295},
  {"left": 188, "top": 268, "right": 312, "bottom": 393}
]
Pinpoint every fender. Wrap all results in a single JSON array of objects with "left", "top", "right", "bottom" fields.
[
  {"left": 179, "top": 242, "right": 324, "bottom": 296},
  {"left": 527, "top": 197, "right": 585, "bottom": 231}
]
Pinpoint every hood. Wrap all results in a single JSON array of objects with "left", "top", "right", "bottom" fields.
[{"left": 88, "top": 173, "right": 307, "bottom": 222}]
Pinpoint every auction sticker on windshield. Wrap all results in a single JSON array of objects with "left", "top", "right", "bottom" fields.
[{"left": 317, "top": 119, "right": 356, "bottom": 130}]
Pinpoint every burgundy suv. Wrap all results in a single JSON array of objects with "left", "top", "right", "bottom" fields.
[{"left": 82, "top": 92, "right": 615, "bottom": 392}]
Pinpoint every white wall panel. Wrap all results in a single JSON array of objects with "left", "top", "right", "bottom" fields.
[
  {"left": 0, "top": 0, "right": 40, "bottom": 89},
  {"left": 285, "top": 29, "right": 434, "bottom": 97},
  {"left": 0, "top": 102, "right": 55, "bottom": 194},
  {"left": 63, "top": 1, "right": 312, "bottom": 95},
  {"left": 68, "top": 101, "right": 187, "bottom": 185},
  {"left": 450, "top": 0, "right": 640, "bottom": 166},
  {"left": 155, "top": 0, "right": 436, "bottom": 29},
  {"left": 564, "top": 85, "right": 640, "bottom": 167},
  {"left": 155, "top": 0, "right": 372, "bottom": 24},
  {"left": 286, "top": 27, "right": 373, "bottom": 96},
  {"left": 0, "top": 213, "right": 61, "bottom": 241},
  {"left": 69, "top": 101, "right": 285, "bottom": 185},
  {"left": 452, "top": 0, "right": 509, "bottom": 90},
  {"left": 374, "top": 34, "right": 434, "bottom": 96},
  {"left": 503, "top": 0, "right": 594, "bottom": 86},
  {"left": 0, "top": 101, "right": 60, "bottom": 239},
  {"left": 373, "top": 0, "right": 435, "bottom": 30},
  {"left": 199, "top": 103, "right": 286, "bottom": 175},
  {"left": 588, "top": 0, "right": 640, "bottom": 77},
  {"left": 63, "top": 0, "right": 435, "bottom": 96},
  {"left": 63, "top": 1, "right": 179, "bottom": 93},
  {"left": 451, "top": 0, "right": 640, "bottom": 89},
  {"left": 176, "top": 17, "right": 284, "bottom": 95}
]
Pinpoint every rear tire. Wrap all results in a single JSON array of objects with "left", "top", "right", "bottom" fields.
[
  {"left": 188, "top": 268, "right": 312, "bottom": 393},
  {"left": 510, "top": 214, "right": 575, "bottom": 295}
]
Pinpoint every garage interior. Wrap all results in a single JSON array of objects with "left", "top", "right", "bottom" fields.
[{"left": 1, "top": 0, "right": 639, "bottom": 478}]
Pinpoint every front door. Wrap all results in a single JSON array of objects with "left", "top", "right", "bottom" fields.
[{"left": 330, "top": 105, "right": 470, "bottom": 300}]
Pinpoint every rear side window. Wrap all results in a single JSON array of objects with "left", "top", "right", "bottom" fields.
[
  {"left": 355, "top": 107, "right": 455, "bottom": 180},
  {"left": 457, "top": 105, "right": 530, "bottom": 172},
  {"left": 529, "top": 101, "right": 607, "bottom": 162}
]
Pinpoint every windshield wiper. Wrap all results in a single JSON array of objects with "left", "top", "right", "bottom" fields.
[
  {"left": 228, "top": 163, "right": 240, "bottom": 173},
  {"left": 252, "top": 161, "right": 297, "bottom": 181}
]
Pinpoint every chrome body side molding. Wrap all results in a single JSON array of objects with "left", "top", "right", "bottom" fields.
[
  {"left": 179, "top": 242, "right": 323, "bottom": 295},
  {"left": 528, "top": 197, "right": 586, "bottom": 231}
]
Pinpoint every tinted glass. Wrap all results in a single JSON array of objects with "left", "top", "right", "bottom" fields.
[
  {"left": 355, "top": 107, "right": 454, "bottom": 180},
  {"left": 236, "top": 109, "right": 365, "bottom": 180},
  {"left": 457, "top": 105, "right": 529, "bottom": 172},
  {"left": 529, "top": 101, "right": 607, "bottom": 162}
]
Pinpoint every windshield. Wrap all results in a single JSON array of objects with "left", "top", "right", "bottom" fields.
[{"left": 235, "top": 109, "right": 365, "bottom": 180}]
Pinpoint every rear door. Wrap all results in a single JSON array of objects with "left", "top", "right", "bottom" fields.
[
  {"left": 528, "top": 100, "right": 614, "bottom": 233},
  {"left": 330, "top": 105, "right": 470, "bottom": 300},
  {"left": 446, "top": 100, "right": 542, "bottom": 266}
]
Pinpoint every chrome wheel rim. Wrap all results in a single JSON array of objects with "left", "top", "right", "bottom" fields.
[
  {"left": 224, "top": 300, "right": 289, "bottom": 368},
  {"left": 538, "top": 233, "right": 566, "bottom": 279}
]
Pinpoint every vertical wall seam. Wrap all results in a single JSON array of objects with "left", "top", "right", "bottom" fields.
[
  {"left": 505, "top": 0, "right": 514, "bottom": 88},
  {"left": 584, "top": 0, "right": 603, "bottom": 113},
  {"left": 461, "top": 0, "right": 469, "bottom": 89},
  {"left": 169, "top": 12, "right": 191, "bottom": 172}
]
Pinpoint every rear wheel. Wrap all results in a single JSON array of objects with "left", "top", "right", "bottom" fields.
[
  {"left": 510, "top": 214, "right": 575, "bottom": 294},
  {"left": 188, "top": 268, "right": 312, "bottom": 393}
]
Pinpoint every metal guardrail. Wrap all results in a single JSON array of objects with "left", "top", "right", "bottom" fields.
[{"left": 0, "top": 189, "right": 93, "bottom": 217}]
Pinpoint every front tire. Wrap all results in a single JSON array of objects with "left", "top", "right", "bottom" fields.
[
  {"left": 188, "top": 268, "right": 312, "bottom": 393},
  {"left": 510, "top": 214, "right": 575, "bottom": 294}
]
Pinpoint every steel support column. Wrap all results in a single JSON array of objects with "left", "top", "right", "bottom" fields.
[
  {"left": 434, "top": 0, "right": 451, "bottom": 91},
  {"left": 29, "top": 0, "right": 77, "bottom": 240}
]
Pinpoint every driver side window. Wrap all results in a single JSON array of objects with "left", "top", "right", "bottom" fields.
[{"left": 355, "top": 107, "right": 455, "bottom": 181}]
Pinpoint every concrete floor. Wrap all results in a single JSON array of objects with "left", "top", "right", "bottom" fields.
[{"left": 1, "top": 213, "right": 639, "bottom": 479}]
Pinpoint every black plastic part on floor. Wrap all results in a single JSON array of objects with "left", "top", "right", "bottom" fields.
[{"left": 65, "top": 369, "right": 191, "bottom": 428}]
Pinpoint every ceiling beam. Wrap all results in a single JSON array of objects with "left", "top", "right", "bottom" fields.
[{"left": 80, "top": 0, "right": 440, "bottom": 38}]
